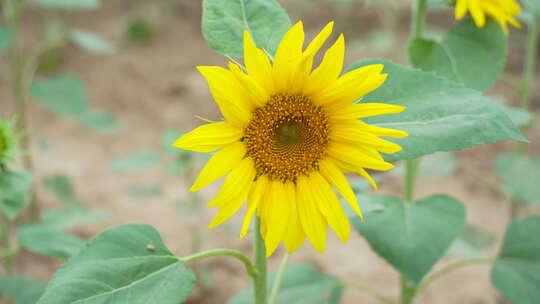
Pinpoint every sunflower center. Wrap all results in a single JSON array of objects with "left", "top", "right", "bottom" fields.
[{"left": 244, "top": 94, "right": 329, "bottom": 182}]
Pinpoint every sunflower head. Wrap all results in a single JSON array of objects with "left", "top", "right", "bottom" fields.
[
  {"left": 0, "top": 118, "right": 20, "bottom": 168},
  {"left": 173, "top": 21, "right": 408, "bottom": 256},
  {"left": 454, "top": 0, "right": 522, "bottom": 34}
]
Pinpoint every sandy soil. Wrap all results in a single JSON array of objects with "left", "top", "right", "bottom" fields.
[{"left": 1, "top": 1, "right": 539, "bottom": 303}]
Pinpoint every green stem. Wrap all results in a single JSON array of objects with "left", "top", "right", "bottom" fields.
[
  {"left": 410, "top": 0, "right": 427, "bottom": 41},
  {"left": 415, "top": 257, "right": 494, "bottom": 295},
  {"left": 1, "top": 215, "right": 14, "bottom": 275},
  {"left": 515, "top": 16, "right": 539, "bottom": 154},
  {"left": 180, "top": 248, "right": 257, "bottom": 279},
  {"left": 404, "top": 158, "right": 421, "bottom": 202},
  {"left": 341, "top": 281, "right": 395, "bottom": 304},
  {"left": 253, "top": 218, "right": 268, "bottom": 304},
  {"left": 4, "top": 0, "right": 39, "bottom": 220},
  {"left": 268, "top": 253, "right": 289, "bottom": 304},
  {"left": 400, "top": 276, "right": 417, "bottom": 304}
]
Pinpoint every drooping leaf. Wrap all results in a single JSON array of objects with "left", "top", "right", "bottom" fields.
[
  {"left": 348, "top": 60, "right": 525, "bottom": 161},
  {"left": 41, "top": 208, "right": 109, "bottom": 229},
  {"left": 352, "top": 194, "right": 466, "bottom": 283},
  {"left": 491, "top": 216, "right": 540, "bottom": 304},
  {"left": 30, "top": 75, "right": 87, "bottom": 117},
  {"left": 0, "top": 26, "right": 14, "bottom": 54},
  {"left": 496, "top": 153, "right": 540, "bottom": 205},
  {"left": 0, "top": 276, "right": 46, "bottom": 304},
  {"left": 29, "top": 0, "right": 100, "bottom": 10},
  {"left": 202, "top": 0, "right": 291, "bottom": 58},
  {"left": 446, "top": 225, "right": 496, "bottom": 258},
  {"left": 229, "top": 264, "right": 343, "bottom": 304},
  {"left": 0, "top": 170, "right": 32, "bottom": 220},
  {"left": 37, "top": 224, "right": 196, "bottom": 304},
  {"left": 70, "top": 29, "right": 115, "bottom": 54},
  {"left": 30, "top": 75, "right": 119, "bottom": 132},
  {"left": 18, "top": 224, "right": 85, "bottom": 259},
  {"left": 110, "top": 151, "right": 160, "bottom": 171},
  {"left": 43, "top": 174, "right": 78, "bottom": 205},
  {"left": 409, "top": 19, "right": 507, "bottom": 92}
]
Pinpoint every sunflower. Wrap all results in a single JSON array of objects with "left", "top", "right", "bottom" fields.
[
  {"left": 173, "top": 22, "right": 407, "bottom": 256},
  {"left": 0, "top": 118, "right": 19, "bottom": 168},
  {"left": 454, "top": 0, "right": 521, "bottom": 34}
]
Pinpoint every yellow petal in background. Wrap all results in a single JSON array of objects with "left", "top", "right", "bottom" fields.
[
  {"left": 172, "top": 122, "right": 243, "bottom": 153},
  {"left": 297, "top": 175, "right": 327, "bottom": 253},
  {"left": 263, "top": 180, "right": 290, "bottom": 256},
  {"left": 283, "top": 182, "right": 306, "bottom": 253},
  {"left": 240, "top": 175, "right": 269, "bottom": 238},
  {"left": 305, "top": 34, "right": 345, "bottom": 95},
  {"left": 243, "top": 30, "right": 274, "bottom": 94}
]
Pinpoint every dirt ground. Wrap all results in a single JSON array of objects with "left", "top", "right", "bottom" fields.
[{"left": 1, "top": 0, "right": 539, "bottom": 303}]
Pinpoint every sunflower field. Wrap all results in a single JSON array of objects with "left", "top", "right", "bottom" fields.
[{"left": 1, "top": 0, "right": 539, "bottom": 303}]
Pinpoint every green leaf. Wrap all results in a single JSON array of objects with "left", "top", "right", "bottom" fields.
[
  {"left": 37, "top": 224, "right": 196, "bottom": 304},
  {"left": 110, "top": 151, "right": 160, "bottom": 171},
  {"left": 352, "top": 194, "right": 466, "bottom": 283},
  {"left": 43, "top": 174, "right": 78, "bottom": 205},
  {"left": 78, "top": 110, "right": 121, "bottom": 133},
  {"left": 348, "top": 59, "right": 525, "bottom": 161},
  {"left": 70, "top": 29, "right": 115, "bottom": 54},
  {"left": 522, "top": 0, "right": 540, "bottom": 16},
  {"left": 202, "top": 0, "right": 291, "bottom": 58},
  {"left": 491, "top": 216, "right": 540, "bottom": 304},
  {"left": 392, "top": 152, "right": 457, "bottom": 179},
  {"left": 41, "top": 208, "right": 109, "bottom": 229},
  {"left": 0, "top": 276, "right": 46, "bottom": 304},
  {"left": 229, "top": 264, "right": 343, "bottom": 304},
  {"left": 409, "top": 19, "right": 507, "bottom": 92},
  {"left": 18, "top": 224, "right": 85, "bottom": 259},
  {"left": 126, "top": 19, "right": 154, "bottom": 44},
  {"left": 496, "top": 153, "right": 540, "bottom": 205},
  {"left": 0, "top": 170, "right": 32, "bottom": 220},
  {"left": 496, "top": 101, "right": 533, "bottom": 127},
  {"left": 446, "top": 225, "right": 496, "bottom": 258},
  {"left": 30, "top": 75, "right": 87, "bottom": 116},
  {"left": 29, "top": 0, "right": 100, "bottom": 10},
  {"left": 0, "top": 27, "right": 14, "bottom": 54},
  {"left": 30, "top": 75, "right": 119, "bottom": 132}
]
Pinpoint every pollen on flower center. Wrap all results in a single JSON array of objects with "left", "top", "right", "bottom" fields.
[{"left": 244, "top": 93, "right": 329, "bottom": 182}]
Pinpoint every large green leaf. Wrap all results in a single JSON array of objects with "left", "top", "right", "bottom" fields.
[
  {"left": 409, "top": 19, "right": 507, "bottom": 91},
  {"left": 229, "top": 264, "right": 343, "bottom": 304},
  {"left": 0, "top": 27, "right": 14, "bottom": 54},
  {"left": 29, "top": 0, "right": 100, "bottom": 10},
  {"left": 496, "top": 153, "right": 540, "bottom": 205},
  {"left": 0, "top": 276, "right": 46, "bottom": 304},
  {"left": 352, "top": 195, "right": 466, "bottom": 283},
  {"left": 491, "top": 216, "right": 540, "bottom": 304},
  {"left": 19, "top": 224, "right": 85, "bottom": 259},
  {"left": 0, "top": 170, "right": 32, "bottom": 220},
  {"left": 202, "top": 0, "right": 291, "bottom": 58},
  {"left": 37, "top": 224, "right": 196, "bottom": 304},
  {"left": 349, "top": 60, "right": 525, "bottom": 161}
]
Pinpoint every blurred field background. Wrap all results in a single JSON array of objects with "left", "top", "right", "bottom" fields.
[{"left": 1, "top": 0, "right": 539, "bottom": 303}]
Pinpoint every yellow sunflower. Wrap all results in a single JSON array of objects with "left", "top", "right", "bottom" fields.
[
  {"left": 173, "top": 21, "right": 407, "bottom": 256},
  {"left": 455, "top": 0, "right": 522, "bottom": 34}
]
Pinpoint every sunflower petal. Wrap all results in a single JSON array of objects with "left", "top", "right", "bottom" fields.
[
  {"left": 207, "top": 157, "right": 256, "bottom": 208},
  {"left": 263, "top": 180, "right": 290, "bottom": 256},
  {"left": 311, "top": 172, "right": 350, "bottom": 242},
  {"left": 228, "top": 62, "right": 268, "bottom": 107},
  {"left": 197, "top": 66, "right": 254, "bottom": 125},
  {"left": 305, "top": 34, "right": 345, "bottom": 95},
  {"left": 273, "top": 22, "right": 305, "bottom": 92},
  {"left": 243, "top": 30, "right": 274, "bottom": 93},
  {"left": 240, "top": 175, "right": 269, "bottom": 238},
  {"left": 297, "top": 175, "right": 327, "bottom": 253},
  {"left": 190, "top": 142, "right": 246, "bottom": 192},
  {"left": 173, "top": 122, "right": 242, "bottom": 153},
  {"left": 319, "top": 158, "right": 363, "bottom": 218},
  {"left": 329, "top": 103, "right": 406, "bottom": 120},
  {"left": 282, "top": 182, "right": 305, "bottom": 253},
  {"left": 328, "top": 143, "right": 394, "bottom": 171}
]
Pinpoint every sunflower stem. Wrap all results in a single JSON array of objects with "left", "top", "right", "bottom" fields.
[
  {"left": 411, "top": 0, "right": 427, "bottom": 40},
  {"left": 268, "top": 253, "right": 289, "bottom": 304},
  {"left": 404, "top": 158, "right": 421, "bottom": 202},
  {"left": 4, "top": 0, "right": 39, "bottom": 220},
  {"left": 515, "top": 16, "right": 539, "bottom": 155},
  {"left": 253, "top": 217, "right": 268, "bottom": 304}
]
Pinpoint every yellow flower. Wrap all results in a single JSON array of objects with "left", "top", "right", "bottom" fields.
[
  {"left": 174, "top": 22, "right": 407, "bottom": 256},
  {"left": 455, "top": 0, "right": 522, "bottom": 34}
]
